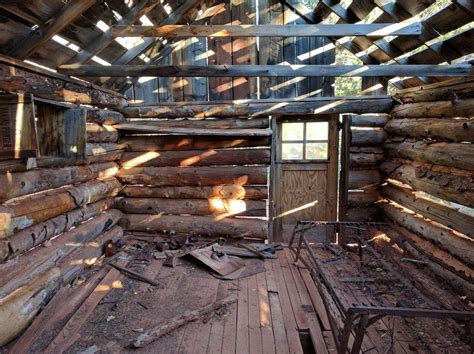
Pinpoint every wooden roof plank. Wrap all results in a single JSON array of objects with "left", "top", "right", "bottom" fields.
[{"left": 58, "top": 64, "right": 474, "bottom": 78}]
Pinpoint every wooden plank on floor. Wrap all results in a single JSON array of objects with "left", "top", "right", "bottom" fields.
[
  {"left": 221, "top": 281, "right": 239, "bottom": 354},
  {"left": 236, "top": 277, "right": 250, "bottom": 353},
  {"left": 298, "top": 266, "right": 331, "bottom": 331},
  {"left": 270, "top": 257, "right": 304, "bottom": 354},
  {"left": 257, "top": 270, "right": 276, "bottom": 354},
  {"left": 248, "top": 274, "right": 264, "bottom": 354},
  {"left": 207, "top": 281, "right": 229, "bottom": 354},
  {"left": 138, "top": 259, "right": 164, "bottom": 292},
  {"left": 264, "top": 259, "right": 291, "bottom": 354},
  {"left": 45, "top": 260, "right": 127, "bottom": 353},
  {"left": 281, "top": 249, "right": 328, "bottom": 354}
]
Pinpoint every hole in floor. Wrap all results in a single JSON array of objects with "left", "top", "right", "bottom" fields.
[{"left": 298, "top": 329, "right": 316, "bottom": 354}]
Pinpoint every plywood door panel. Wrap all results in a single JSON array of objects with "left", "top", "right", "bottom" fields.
[{"left": 281, "top": 169, "right": 327, "bottom": 223}]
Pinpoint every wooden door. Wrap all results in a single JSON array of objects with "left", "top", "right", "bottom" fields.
[{"left": 271, "top": 114, "right": 339, "bottom": 241}]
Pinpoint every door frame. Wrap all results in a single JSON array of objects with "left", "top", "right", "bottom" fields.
[{"left": 269, "top": 114, "right": 339, "bottom": 242}]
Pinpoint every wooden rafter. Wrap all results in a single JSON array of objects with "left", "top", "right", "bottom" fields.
[
  {"left": 58, "top": 64, "right": 474, "bottom": 77},
  {"left": 64, "top": 0, "right": 161, "bottom": 66},
  {"left": 7, "top": 0, "right": 96, "bottom": 60},
  {"left": 111, "top": 23, "right": 422, "bottom": 38}
]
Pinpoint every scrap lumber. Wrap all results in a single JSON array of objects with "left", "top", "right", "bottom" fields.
[
  {"left": 384, "top": 118, "right": 473, "bottom": 142},
  {"left": 384, "top": 141, "right": 474, "bottom": 171},
  {"left": 119, "top": 149, "right": 271, "bottom": 167},
  {"left": 116, "top": 198, "right": 267, "bottom": 217},
  {"left": 11, "top": 267, "right": 109, "bottom": 353},
  {"left": 109, "top": 262, "right": 159, "bottom": 286},
  {"left": 117, "top": 166, "right": 268, "bottom": 186},
  {"left": 86, "top": 123, "right": 119, "bottom": 143},
  {"left": 132, "top": 295, "right": 237, "bottom": 348},
  {"left": 391, "top": 98, "right": 474, "bottom": 118},
  {"left": 120, "top": 185, "right": 268, "bottom": 200},
  {"left": 380, "top": 161, "right": 474, "bottom": 207},
  {"left": 0, "top": 267, "right": 61, "bottom": 346},
  {"left": 120, "top": 214, "right": 268, "bottom": 239},
  {"left": 120, "top": 136, "right": 271, "bottom": 151},
  {"left": 46, "top": 259, "right": 128, "bottom": 353},
  {"left": 0, "top": 162, "right": 119, "bottom": 202},
  {"left": 58, "top": 64, "right": 474, "bottom": 77}
]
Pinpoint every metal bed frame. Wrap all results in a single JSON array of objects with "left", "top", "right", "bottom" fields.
[{"left": 288, "top": 220, "right": 474, "bottom": 354}]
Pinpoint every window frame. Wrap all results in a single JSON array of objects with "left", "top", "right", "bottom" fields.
[{"left": 278, "top": 118, "right": 330, "bottom": 163}]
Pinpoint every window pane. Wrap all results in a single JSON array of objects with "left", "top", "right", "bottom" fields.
[
  {"left": 282, "top": 143, "right": 303, "bottom": 160},
  {"left": 306, "top": 122, "right": 328, "bottom": 140},
  {"left": 306, "top": 143, "right": 328, "bottom": 160},
  {"left": 282, "top": 122, "right": 304, "bottom": 141}
]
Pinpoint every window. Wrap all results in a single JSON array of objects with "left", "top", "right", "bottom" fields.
[{"left": 281, "top": 121, "right": 329, "bottom": 161}]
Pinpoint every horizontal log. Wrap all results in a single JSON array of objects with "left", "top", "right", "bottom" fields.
[
  {"left": 86, "top": 123, "right": 119, "bottom": 143},
  {"left": 120, "top": 214, "right": 268, "bottom": 239},
  {"left": 384, "top": 141, "right": 474, "bottom": 170},
  {"left": 384, "top": 118, "right": 474, "bottom": 142},
  {"left": 120, "top": 136, "right": 271, "bottom": 151},
  {"left": 381, "top": 161, "right": 474, "bottom": 207},
  {"left": 0, "top": 178, "right": 121, "bottom": 237},
  {"left": 345, "top": 206, "right": 378, "bottom": 221},
  {"left": 379, "top": 202, "right": 473, "bottom": 266},
  {"left": 394, "top": 78, "right": 474, "bottom": 103},
  {"left": 86, "top": 143, "right": 126, "bottom": 156},
  {"left": 86, "top": 109, "right": 124, "bottom": 125},
  {"left": 0, "top": 162, "right": 119, "bottom": 202},
  {"left": 119, "top": 149, "right": 270, "bottom": 167},
  {"left": 391, "top": 98, "right": 474, "bottom": 118},
  {"left": 113, "top": 23, "right": 422, "bottom": 37},
  {"left": 7, "top": 199, "right": 116, "bottom": 260},
  {"left": 349, "top": 152, "right": 385, "bottom": 167},
  {"left": 117, "top": 166, "right": 268, "bottom": 186},
  {"left": 121, "top": 97, "right": 393, "bottom": 118},
  {"left": 350, "top": 146, "right": 384, "bottom": 154},
  {"left": 113, "top": 124, "right": 272, "bottom": 137},
  {"left": 381, "top": 184, "right": 473, "bottom": 238},
  {"left": 117, "top": 165, "right": 267, "bottom": 187},
  {"left": 58, "top": 64, "right": 474, "bottom": 77},
  {"left": 0, "top": 209, "right": 122, "bottom": 295},
  {"left": 384, "top": 225, "right": 474, "bottom": 299},
  {"left": 347, "top": 189, "right": 380, "bottom": 208},
  {"left": 116, "top": 198, "right": 267, "bottom": 217},
  {"left": 350, "top": 114, "right": 390, "bottom": 127},
  {"left": 348, "top": 169, "right": 382, "bottom": 189},
  {"left": 0, "top": 56, "right": 126, "bottom": 108},
  {"left": 121, "top": 118, "right": 269, "bottom": 129},
  {"left": 351, "top": 128, "right": 387, "bottom": 146},
  {"left": 0, "top": 267, "right": 61, "bottom": 346},
  {"left": 120, "top": 185, "right": 268, "bottom": 200}
]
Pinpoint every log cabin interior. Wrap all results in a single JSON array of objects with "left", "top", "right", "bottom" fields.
[{"left": 0, "top": 0, "right": 473, "bottom": 352}]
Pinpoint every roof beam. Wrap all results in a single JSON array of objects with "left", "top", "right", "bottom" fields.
[
  {"left": 58, "top": 64, "right": 474, "bottom": 77},
  {"left": 65, "top": 0, "right": 160, "bottom": 65},
  {"left": 8, "top": 0, "right": 96, "bottom": 60},
  {"left": 111, "top": 23, "right": 422, "bottom": 38}
]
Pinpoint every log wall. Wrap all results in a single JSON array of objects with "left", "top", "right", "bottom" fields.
[
  {"left": 116, "top": 117, "right": 270, "bottom": 239},
  {"left": 343, "top": 114, "right": 388, "bottom": 221},
  {"left": 0, "top": 104, "right": 126, "bottom": 345},
  {"left": 380, "top": 78, "right": 474, "bottom": 299}
]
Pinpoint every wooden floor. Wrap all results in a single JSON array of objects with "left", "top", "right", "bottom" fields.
[{"left": 56, "top": 247, "right": 335, "bottom": 353}]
